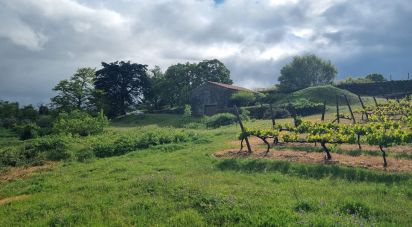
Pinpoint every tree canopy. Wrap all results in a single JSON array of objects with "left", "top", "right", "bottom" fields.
[
  {"left": 95, "top": 61, "right": 150, "bottom": 117},
  {"left": 51, "top": 67, "right": 96, "bottom": 112},
  {"left": 278, "top": 54, "right": 337, "bottom": 92}
]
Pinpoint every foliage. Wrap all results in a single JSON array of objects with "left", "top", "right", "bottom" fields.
[
  {"left": 278, "top": 54, "right": 337, "bottom": 92},
  {"left": 93, "top": 128, "right": 202, "bottom": 158},
  {"left": 203, "top": 113, "right": 237, "bottom": 128},
  {"left": 338, "top": 73, "right": 387, "bottom": 85},
  {"left": 53, "top": 110, "right": 108, "bottom": 136},
  {"left": 229, "top": 91, "right": 256, "bottom": 107},
  {"left": 17, "top": 123, "right": 40, "bottom": 140},
  {"left": 183, "top": 105, "right": 192, "bottom": 118},
  {"left": 95, "top": 61, "right": 150, "bottom": 118},
  {"left": 51, "top": 68, "right": 96, "bottom": 112},
  {"left": 285, "top": 85, "right": 359, "bottom": 106},
  {"left": 283, "top": 98, "right": 324, "bottom": 116},
  {"left": 242, "top": 105, "right": 290, "bottom": 119},
  {"left": 159, "top": 59, "right": 232, "bottom": 108}
]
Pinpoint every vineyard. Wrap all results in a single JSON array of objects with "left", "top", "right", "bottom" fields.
[{"left": 238, "top": 97, "right": 412, "bottom": 168}]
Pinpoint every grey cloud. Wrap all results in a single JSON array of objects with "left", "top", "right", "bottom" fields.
[{"left": 0, "top": 0, "right": 411, "bottom": 104}]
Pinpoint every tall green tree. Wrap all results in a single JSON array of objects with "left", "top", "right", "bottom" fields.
[
  {"left": 51, "top": 68, "right": 96, "bottom": 112},
  {"left": 95, "top": 61, "right": 150, "bottom": 117},
  {"left": 145, "top": 66, "right": 168, "bottom": 110},
  {"left": 163, "top": 62, "right": 197, "bottom": 107},
  {"left": 162, "top": 59, "right": 232, "bottom": 107},
  {"left": 193, "top": 59, "right": 232, "bottom": 87},
  {"left": 278, "top": 54, "right": 337, "bottom": 92}
]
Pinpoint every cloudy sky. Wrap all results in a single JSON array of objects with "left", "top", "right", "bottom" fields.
[{"left": 0, "top": 0, "right": 411, "bottom": 105}]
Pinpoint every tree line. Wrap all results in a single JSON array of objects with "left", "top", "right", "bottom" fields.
[{"left": 51, "top": 59, "right": 232, "bottom": 118}]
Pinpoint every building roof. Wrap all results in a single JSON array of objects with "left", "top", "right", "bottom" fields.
[{"left": 208, "top": 81, "right": 256, "bottom": 93}]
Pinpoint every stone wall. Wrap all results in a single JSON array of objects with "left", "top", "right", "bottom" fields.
[{"left": 191, "top": 83, "right": 236, "bottom": 116}]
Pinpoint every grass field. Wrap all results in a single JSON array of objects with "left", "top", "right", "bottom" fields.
[{"left": 1, "top": 114, "right": 412, "bottom": 226}]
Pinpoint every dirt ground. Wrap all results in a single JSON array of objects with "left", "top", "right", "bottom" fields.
[
  {"left": 219, "top": 138, "right": 412, "bottom": 173},
  {"left": 0, "top": 162, "right": 56, "bottom": 182}
]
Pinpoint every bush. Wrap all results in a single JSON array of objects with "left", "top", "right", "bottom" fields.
[
  {"left": 282, "top": 98, "right": 323, "bottom": 116},
  {"left": 25, "top": 135, "right": 72, "bottom": 161},
  {"left": 340, "top": 199, "right": 370, "bottom": 218},
  {"left": 1, "top": 117, "right": 17, "bottom": 129},
  {"left": 17, "top": 123, "right": 40, "bottom": 140},
  {"left": 93, "top": 128, "right": 202, "bottom": 158},
  {"left": 203, "top": 113, "right": 237, "bottom": 128},
  {"left": 230, "top": 91, "right": 256, "bottom": 107},
  {"left": 243, "top": 106, "right": 290, "bottom": 119},
  {"left": 53, "top": 110, "right": 108, "bottom": 136}
]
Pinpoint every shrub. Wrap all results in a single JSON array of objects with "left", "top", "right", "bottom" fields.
[
  {"left": 340, "top": 199, "right": 370, "bottom": 218},
  {"left": 1, "top": 117, "right": 17, "bottom": 129},
  {"left": 53, "top": 110, "right": 108, "bottom": 136},
  {"left": 183, "top": 105, "right": 192, "bottom": 118},
  {"left": 17, "top": 123, "right": 40, "bottom": 140},
  {"left": 26, "top": 135, "right": 72, "bottom": 161},
  {"left": 243, "top": 106, "right": 290, "bottom": 119},
  {"left": 283, "top": 98, "right": 323, "bottom": 116},
  {"left": 203, "top": 113, "right": 237, "bottom": 128},
  {"left": 230, "top": 91, "right": 256, "bottom": 107},
  {"left": 93, "top": 128, "right": 202, "bottom": 158}
]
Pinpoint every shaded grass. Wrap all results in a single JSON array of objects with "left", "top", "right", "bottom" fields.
[{"left": 217, "top": 158, "right": 411, "bottom": 184}]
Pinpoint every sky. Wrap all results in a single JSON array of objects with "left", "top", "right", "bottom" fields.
[{"left": 0, "top": 0, "right": 411, "bottom": 105}]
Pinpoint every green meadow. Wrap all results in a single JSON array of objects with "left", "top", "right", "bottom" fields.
[{"left": 1, "top": 114, "right": 412, "bottom": 226}]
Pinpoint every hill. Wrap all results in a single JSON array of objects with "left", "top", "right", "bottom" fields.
[{"left": 277, "top": 85, "right": 376, "bottom": 106}]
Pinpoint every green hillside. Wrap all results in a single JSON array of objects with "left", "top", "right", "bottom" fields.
[{"left": 274, "top": 85, "right": 380, "bottom": 106}]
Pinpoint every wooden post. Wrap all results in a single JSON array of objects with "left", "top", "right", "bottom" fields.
[
  {"left": 373, "top": 96, "right": 378, "bottom": 107},
  {"left": 357, "top": 95, "right": 368, "bottom": 120},
  {"left": 269, "top": 103, "right": 276, "bottom": 129},
  {"left": 336, "top": 95, "right": 340, "bottom": 124},
  {"left": 321, "top": 101, "right": 326, "bottom": 121},
  {"left": 344, "top": 95, "right": 356, "bottom": 124},
  {"left": 234, "top": 105, "right": 252, "bottom": 153}
]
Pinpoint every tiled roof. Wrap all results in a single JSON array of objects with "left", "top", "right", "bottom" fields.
[{"left": 208, "top": 81, "right": 256, "bottom": 93}]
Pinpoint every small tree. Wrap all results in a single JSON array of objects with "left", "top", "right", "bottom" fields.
[
  {"left": 278, "top": 54, "right": 337, "bottom": 92},
  {"left": 51, "top": 68, "right": 96, "bottom": 112}
]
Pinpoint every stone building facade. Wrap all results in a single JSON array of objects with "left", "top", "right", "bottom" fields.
[{"left": 191, "top": 81, "right": 255, "bottom": 116}]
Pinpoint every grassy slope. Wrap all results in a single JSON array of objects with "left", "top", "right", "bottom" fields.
[
  {"left": 277, "top": 85, "right": 380, "bottom": 106},
  {"left": 1, "top": 114, "right": 412, "bottom": 226}
]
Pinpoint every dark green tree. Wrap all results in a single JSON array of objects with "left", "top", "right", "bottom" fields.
[
  {"left": 278, "top": 54, "right": 337, "bottom": 92},
  {"left": 145, "top": 66, "right": 167, "bottom": 110},
  {"left": 51, "top": 67, "right": 96, "bottom": 112},
  {"left": 162, "top": 59, "right": 232, "bottom": 107},
  {"left": 365, "top": 73, "right": 386, "bottom": 82},
  {"left": 95, "top": 61, "right": 150, "bottom": 117},
  {"left": 163, "top": 62, "right": 197, "bottom": 107},
  {"left": 193, "top": 59, "right": 232, "bottom": 87}
]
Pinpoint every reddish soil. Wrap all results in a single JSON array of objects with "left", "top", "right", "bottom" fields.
[
  {"left": 0, "top": 162, "right": 56, "bottom": 182},
  {"left": 220, "top": 139, "right": 412, "bottom": 173}
]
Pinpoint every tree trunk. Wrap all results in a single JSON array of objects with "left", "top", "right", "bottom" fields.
[
  {"left": 379, "top": 145, "right": 388, "bottom": 167},
  {"left": 357, "top": 134, "right": 362, "bottom": 150},
  {"left": 258, "top": 136, "right": 271, "bottom": 156},
  {"left": 321, "top": 141, "right": 332, "bottom": 160}
]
